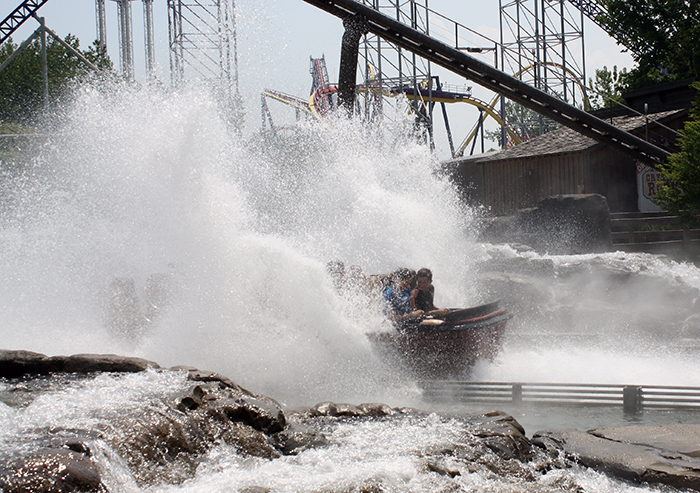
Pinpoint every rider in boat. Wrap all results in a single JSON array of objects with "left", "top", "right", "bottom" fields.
[
  {"left": 411, "top": 268, "right": 450, "bottom": 320},
  {"left": 382, "top": 268, "right": 425, "bottom": 327}
]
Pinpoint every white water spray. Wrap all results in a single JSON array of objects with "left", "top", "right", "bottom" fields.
[{"left": 0, "top": 82, "right": 484, "bottom": 406}]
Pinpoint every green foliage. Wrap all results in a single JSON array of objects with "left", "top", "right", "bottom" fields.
[
  {"left": 0, "top": 34, "right": 112, "bottom": 122},
  {"left": 656, "top": 82, "right": 700, "bottom": 219},
  {"left": 599, "top": 0, "right": 700, "bottom": 90},
  {"left": 587, "top": 65, "right": 629, "bottom": 110}
]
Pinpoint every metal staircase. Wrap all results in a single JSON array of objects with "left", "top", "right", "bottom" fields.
[
  {"left": 301, "top": 0, "right": 670, "bottom": 167},
  {"left": 0, "top": 0, "right": 50, "bottom": 45}
]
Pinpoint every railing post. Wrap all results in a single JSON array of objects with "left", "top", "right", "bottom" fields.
[
  {"left": 623, "top": 385, "right": 642, "bottom": 414},
  {"left": 512, "top": 383, "right": 522, "bottom": 405}
]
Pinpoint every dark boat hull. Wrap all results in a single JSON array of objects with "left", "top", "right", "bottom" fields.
[{"left": 368, "top": 302, "right": 511, "bottom": 379}]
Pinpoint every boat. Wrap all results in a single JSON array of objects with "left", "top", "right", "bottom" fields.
[{"left": 368, "top": 301, "right": 512, "bottom": 379}]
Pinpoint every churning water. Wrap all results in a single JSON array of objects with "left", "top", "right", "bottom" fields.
[{"left": 2, "top": 82, "right": 700, "bottom": 492}]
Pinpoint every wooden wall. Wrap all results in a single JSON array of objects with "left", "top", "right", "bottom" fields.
[{"left": 473, "top": 148, "right": 637, "bottom": 215}]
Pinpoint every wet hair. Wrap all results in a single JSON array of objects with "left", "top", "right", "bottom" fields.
[
  {"left": 416, "top": 268, "right": 432, "bottom": 280},
  {"left": 392, "top": 267, "right": 413, "bottom": 282}
]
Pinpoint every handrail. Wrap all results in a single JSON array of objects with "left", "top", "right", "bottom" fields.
[{"left": 421, "top": 381, "right": 700, "bottom": 413}]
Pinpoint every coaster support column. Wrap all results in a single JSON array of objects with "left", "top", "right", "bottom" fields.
[{"left": 338, "top": 15, "right": 368, "bottom": 116}]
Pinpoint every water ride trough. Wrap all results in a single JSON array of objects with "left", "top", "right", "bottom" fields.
[{"left": 368, "top": 301, "right": 512, "bottom": 379}]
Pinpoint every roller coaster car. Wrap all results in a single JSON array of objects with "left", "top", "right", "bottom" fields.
[{"left": 368, "top": 301, "right": 512, "bottom": 380}]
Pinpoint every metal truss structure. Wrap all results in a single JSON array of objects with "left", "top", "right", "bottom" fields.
[
  {"left": 0, "top": 0, "right": 50, "bottom": 45},
  {"left": 167, "top": 0, "right": 243, "bottom": 131},
  {"left": 357, "top": 1, "right": 434, "bottom": 142},
  {"left": 499, "top": 0, "right": 588, "bottom": 137},
  {"left": 356, "top": 0, "right": 497, "bottom": 155},
  {"left": 352, "top": 0, "right": 595, "bottom": 153},
  {"left": 304, "top": 0, "right": 669, "bottom": 166}
]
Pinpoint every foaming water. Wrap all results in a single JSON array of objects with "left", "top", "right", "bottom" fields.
[{"left": 469, "top": 247, "right": 700, "bottom": 387}]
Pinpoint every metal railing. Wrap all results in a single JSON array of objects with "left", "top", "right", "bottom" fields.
[
  {"left": 610, "top": 212, "right": 700, "bottom": 256},
  {"left": 421, "top": 381, "right": 700, "bottom": 414}
]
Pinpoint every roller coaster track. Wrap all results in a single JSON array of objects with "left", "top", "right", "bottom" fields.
[
  {"left": 263, "top": 89, "right": 315, "bottom": 117},
  {"left": 0, "top": 0, "right": 50, "bottom": 46},
  {"left": 301, "top": 0, "right": 670, "bottom": 167}
]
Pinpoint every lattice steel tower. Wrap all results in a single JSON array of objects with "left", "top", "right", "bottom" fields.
[
  {"left": 357, "top": 1, "right": 434, "bottom": 138},
  {"left": 168, "top": 0, "right": 243, "bottom": 131},
  {"left": 499, "top": 0, "right": 589, "bottom": 135}
]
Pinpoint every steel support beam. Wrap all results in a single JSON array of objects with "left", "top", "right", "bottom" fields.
[
  {"left": 0, "top": 0, "right": 51, "bottom": 46},
  {"left": 338, "top": 15, "right": 368, "bottom": 116}
]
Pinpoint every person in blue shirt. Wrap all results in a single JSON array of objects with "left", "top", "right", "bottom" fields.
[{"left": 383, "top": 268, "right": 424, "bottom": 325}]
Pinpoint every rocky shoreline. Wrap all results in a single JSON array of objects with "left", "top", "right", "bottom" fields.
[{"left": 2, "top": 349, "right": 700, "bottom": 492}]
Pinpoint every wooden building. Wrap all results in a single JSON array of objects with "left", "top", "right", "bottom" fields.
[{"left": 447, "top": 78, "right": 697, "bottom": 215}]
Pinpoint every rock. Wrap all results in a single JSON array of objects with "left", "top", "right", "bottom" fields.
[
  {"left": 0, "top": 350, "right": 52, "bottom": 378},
  {"left": 532, "top": 426, "right": 700, "bottom": 490},
  {"left": 57, "top": 353, "right": 160, "bottom": 374},
  {"left": 179, "top": 381, "right": 286, "bottom": 435},
  {"left": 309, "top": 401, "right": 340, "bottom": 416},
  {"left": 308, "top": 401, "right": 397, "bottom": 418},
  {"left": 270, "top": 421, "right": 330, "bottom": 455},
  {"left": 0, "top": 447, "right": 103, "bottom": 493},
  {"left": 176, "top": 366, "right": 245, "bottom": 391},
  {"left": 466, "top": 411, "right": 531, "bottom": 462},
  {"left": 357, "top": 402, "right": 397, "bottom": 417},
  {"left": 0, "top": 349, "right": 159, "bottom": 378},
  {"left": 589, "top": 424, "right": 700, "bottom": 459},
  {"left": 479, "top": 194, "right": 612, "bottom": 255}
]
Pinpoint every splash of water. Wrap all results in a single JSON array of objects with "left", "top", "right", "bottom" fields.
[{"left": 0, "top": 82, "right": 482, "bottom": 407}]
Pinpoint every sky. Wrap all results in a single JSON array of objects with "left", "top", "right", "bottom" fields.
[{"left": 8, "top": 0, "right": 635, "bottom": 159}]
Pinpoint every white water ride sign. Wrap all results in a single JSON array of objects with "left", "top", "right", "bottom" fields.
[{"left": 636, "top": 162, "right": 663, "bottom": 212}]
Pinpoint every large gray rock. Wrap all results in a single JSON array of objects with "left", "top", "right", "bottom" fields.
[
  {"left": 178, "top": 380, "right": 287, "bottom": 435},
  {"left": 0, "top": 350, "right": 159, "bottom": 378},
  {"left": 479, "top": 194, "right": 612, "bottom": 254},
  {"left": 532, "top": 425, "right": 700, "bottom": 490}
]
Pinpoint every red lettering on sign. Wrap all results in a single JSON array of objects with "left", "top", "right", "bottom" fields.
[{"left": 647, "top": 182, "right": 656, "bottom": 196}]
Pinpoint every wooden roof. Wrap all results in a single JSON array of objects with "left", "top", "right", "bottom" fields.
[{"left": 449, "top": 109, "right": 686, "bottom": 165}]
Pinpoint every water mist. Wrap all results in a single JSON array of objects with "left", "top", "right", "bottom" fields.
[{"left": 0, "top": 82, "right": 485, "bottom": 407}]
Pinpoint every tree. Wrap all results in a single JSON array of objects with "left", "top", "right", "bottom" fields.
[
  {"left": 0, "top": 34, "right": 112, "bottom": 123},
  {"left": 655, "top": 82, "right": 700, "bottom": 219},
  {"left": 587, "top": 65, "right": 629, "bottom": 110},
  {"left": 599, "top": 0, "right": 700, "bottom": 90}
]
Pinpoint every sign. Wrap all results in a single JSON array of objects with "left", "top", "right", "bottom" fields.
[{"left": 636, "top": 162, "right": 663, "bottom": 212}]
